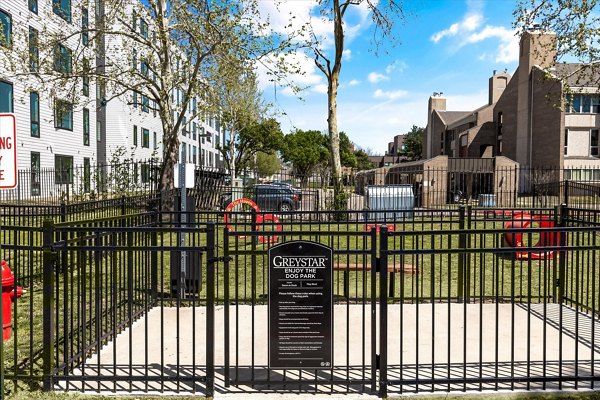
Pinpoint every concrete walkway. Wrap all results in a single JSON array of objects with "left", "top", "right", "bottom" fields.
[{"left": 57, "top": 303, "right": 600, "bottom": 396}]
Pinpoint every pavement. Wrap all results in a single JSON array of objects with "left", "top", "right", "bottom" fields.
[{"left": 57, "top": 303, "right": 600, "bottom": 397}]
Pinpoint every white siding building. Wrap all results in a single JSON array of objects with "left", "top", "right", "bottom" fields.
[{"left": 0, "top": 0, "right": 226, "bottom": 200}]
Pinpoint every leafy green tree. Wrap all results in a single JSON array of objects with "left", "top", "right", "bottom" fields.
[
  {"left": 355, "top": 149, "right": 375, "bottom": 170},
  {"left": 281, "top": 130, "right": 330, "bottom": 184},
  {"left": 254, "top": 151, "right": 281, "bottom": 178},
  {"left": 230, "top": 117, "right": 284, "bottom": 175},
  {"left": 339, "top": 132, "right": 357, "bottom": 168},
  {"left": 400, "top": 125, "right": 424, "bottom": 160}
]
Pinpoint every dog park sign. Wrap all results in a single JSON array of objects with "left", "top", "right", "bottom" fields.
[{"left": 0, "top": 114, "right": 17, "bottom": 189}]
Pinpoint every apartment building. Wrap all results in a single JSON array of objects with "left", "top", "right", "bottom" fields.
[
  {"left": 424, "top": 30, "right": 600, "bottom": 173},
  {"left": 0, "top": 0, "right": 224, "bottom": 198}
]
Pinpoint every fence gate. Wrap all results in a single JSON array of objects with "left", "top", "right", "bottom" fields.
[
  {"left": 221, "top": 224, "right": 379, "bottom": 395},
  {"left": 43, "top": 220, "right": 216, "bottom": 396}
]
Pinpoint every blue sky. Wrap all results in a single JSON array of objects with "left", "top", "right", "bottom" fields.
[{"left": 256, "top": 0, "right": 520, "bottom": 154}]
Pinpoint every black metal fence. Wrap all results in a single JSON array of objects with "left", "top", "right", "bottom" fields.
[{"left": 2, "top": 206, "right": 600, "bottom": 397}]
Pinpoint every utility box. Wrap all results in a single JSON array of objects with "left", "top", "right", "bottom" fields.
[
  {"left": 478, "top": 193, "right": 496, "bottom": 207},
  {"left": 365, "top": 185, "right": 414, "bottom": 221}
]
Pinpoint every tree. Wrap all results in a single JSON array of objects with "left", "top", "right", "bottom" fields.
[
  {"left": 308, "top": 0, "right": 407, "bottom": 208},
  {"left": 355, "top": 149, "right": 375, "bottom": 170},
  {"left": 338, "top": 131, "right": 357, "bottom": 168},
  {"left": 254, "top": 151, "right": 281, "bottom": 178},
  {"left": 280, "top": 129, "right": 330, "bottom": 184},
  {"left": 514, "top": 1, "right": 600, "bottom": 89},
  {"left": 400, "top": 125, "right": 423, "bottom": 161},
  {"left": 1, "top": 0, "right": 292, "bottom": 198},
  {"left": 218, "top": 116, "right": 284, "bottom": 176}
]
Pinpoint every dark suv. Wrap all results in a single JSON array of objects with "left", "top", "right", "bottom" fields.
[
  {"left": 220, "top": 184, "right": 301, "bottom": 211},
  {"left": 251, "top": 184, "right": 300, "bottom": 211}
]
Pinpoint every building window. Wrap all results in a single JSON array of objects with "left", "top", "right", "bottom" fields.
[
  {"left": 592, "top": 97, "right": 600, "bottom": 114},
  {"left": 82, "top": 58, "right": 90, "bottom": 96},
  {"left": 0, "top": 80, "right": 13, "bottom": 113},
  {"left": 0, "top": 10, "right": 11, "bottom": 47},
  {"left": 133, "top": 125, "right": 138, "bottom": 146},
  {"left": 141, "top": 95, "right": 149, "bottom": 113},
  {"left": 54, "top": 99, "right": 73, "bottom": 130},
  {"left": 83, "top": 108, "right": 90, "bottom": 146},
  {"left": 141, "top": 59, "right": 149, "bottom": 77},
  {"left": 153, "top": 131, "right": 157, "bottom": 149},
  {"left": 592, "top": 129, "right": 599, "bottom": 157},
  {"left": 82, "top": 7, "right": 89, "bottom": 45},
  {"left": 182, "top": 116, "right": 187, "bottom": 136},
  {"left": 31, "top": 152, "right": 41, "bottom": 196},
  {"left": 83, "top": 157, "right": 91, "bottom": 193},
  {"left": 28, "top": 27, "right": 39, "bottom": 72},
  {"left": 193, "top": 146, "right": 197, "bottom": 164},
  {"left": 141, "top": 163, "right": 150, "bottom": 183},
  {"left": 52, "top": 0, "right": 71, "bottom": 22},
  {"left": 29, "top": 0, "right": 38, "bottom": 13},
  {"left": 142, "top": 128, "right": 149, "bottom": 148},
  {"left": 96, "top": 119, "right": 102, "bottom": 142},
  {"left": 55, "top": 155, "right": 73, "bottom": 184},
  {"left": 30, "top": 92, "right": 40, "bottom": 137},
  {"left": 140, "top": 18, "right": 148, "bottom": 39},
  {"left": 53, "top": 43, "right": 72, "bottom": 74}
]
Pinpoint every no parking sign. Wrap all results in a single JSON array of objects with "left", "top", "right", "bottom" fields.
[{"left": 0, "top": 114, "right": 17, "bottom": 189}]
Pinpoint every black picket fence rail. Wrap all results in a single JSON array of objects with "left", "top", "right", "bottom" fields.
[{"left": 1, "top": 207, "right": 599, "bottom": 397}]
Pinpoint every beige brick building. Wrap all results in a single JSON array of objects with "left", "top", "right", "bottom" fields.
[{"left": 424, "top": 29, "right": 600, "bottom": 173}]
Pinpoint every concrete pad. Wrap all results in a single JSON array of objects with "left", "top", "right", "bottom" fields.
[{"left": 57, "top": 303, "right": 600, "bottom": 396}]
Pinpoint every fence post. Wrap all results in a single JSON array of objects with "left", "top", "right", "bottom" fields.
[
  {"left": 42, "top": 219, "right": 56, "bottom": 391},
  {"left": 121, "top": 195, "right": 126, "bottom": 216},
  {"left": 370, "top": 226, "right": 378, "bottom": 393},
  {"left": 205, "top": 222, "right": 215, "bottom": 397},
  {"left": 557, "top": 203, "right": 568, "bottom": 304},
  {"left": 59, "top": 203, "right": 67, "bottom": 224},
  {"left": 563, "top": 180, "right": 570, "bottom": 208},
  {"left": 379, "top": 225, "right": 388, "bottom": 398},
  {"left": 150, "top": 209, "right": 158, "bottom": 300},
  {"left": 458, "top": 205, "right": 466, "bottom": 302}
]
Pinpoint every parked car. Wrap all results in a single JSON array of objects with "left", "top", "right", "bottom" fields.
[
  {"left": 220, "top": 184, "right": 301, "bottom": 212},
  {"left": 268, "top": 182, "right": 302, "bottom": 201}
]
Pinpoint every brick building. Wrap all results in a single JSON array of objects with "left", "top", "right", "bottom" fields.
[{"left": 424, "top": 29, "right": 600, "bottom": 173}]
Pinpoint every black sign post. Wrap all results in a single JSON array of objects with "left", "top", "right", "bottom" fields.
[{"left": 269, "top": 241, "right": 333, "bottom": 369}]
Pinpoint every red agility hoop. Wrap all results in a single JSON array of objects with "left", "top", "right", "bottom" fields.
[
  {"left": 223, "top": 199, "right": 282, "bottom": 244},
  {"left": 257, "top": 214, "right": 282, "bottom": 244},
  {"left": 504, "top": 213, "right": 558, "bottom": 260},
  {"left": 223, "top": 198, "right": 260, "bottom": 236}
]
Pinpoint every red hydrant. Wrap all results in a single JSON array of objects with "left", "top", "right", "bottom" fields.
[{"left": 2, "top": 260, "right": 23, "bottom": 341}]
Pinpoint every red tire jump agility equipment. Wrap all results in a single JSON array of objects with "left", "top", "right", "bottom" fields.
[{"left": 503, "top": 213, "right": 558, "bottom": 260}]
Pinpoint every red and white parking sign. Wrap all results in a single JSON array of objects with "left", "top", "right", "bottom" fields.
[{"left": 0, "top": 114, "right": 17, "bottom": 189}]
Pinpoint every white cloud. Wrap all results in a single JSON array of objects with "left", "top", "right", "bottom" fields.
[
  {"left": 385, "top": 60, "right": 407, "bottom": 75},
  {"left": 466, "top": 26, "right": 519, "bottom": 63},
  {"left": 343, "top": 49, "right": 352, "bottom": 61},
  {"left": 373, "top": 89, "right": 408, "bottom": 100},
  {"left": 368, "top": 72, "right": 388, "bottom": 83},
  {"left": 313, "top": 84, "right": 329, "bottom": 94},
  {"left": 348, "top": 79, "right": 360, "bottom": 86},
  {"left": 431, "top": 13, "right": 484, "bottom": 43}
]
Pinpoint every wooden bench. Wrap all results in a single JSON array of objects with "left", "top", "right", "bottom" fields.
[{"left": 334, "top": 262, "right": 417, "bottom": 298}]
